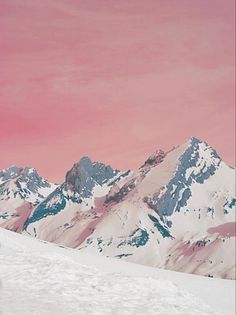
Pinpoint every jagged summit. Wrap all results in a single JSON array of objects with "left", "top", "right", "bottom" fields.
[
  {"left": 186, "top": 137, "right": 221, "bottom": 158},
  {"left": 67, "top": 156, "right": 116, "bottom": 171},
  {"left": 65, "top": 156, "right": 120, "bottom": 197},
  {"left": 0, "top": 165, "right": 23, "bottom": 181},
  {"left": 140, "top": 137, "right": 206, "bottom": 170},
  {"left": 188, "top": 136, "right": 202, "bottom": 143},
  {"left": 144, "top": 138, "right": 223, "bottom": 217},
  {"left": 0, "top": 165, "right": 43, "bottom": 184},
  {"left": 73, "top": 156, "right": 92, "bottom": 166},
  {"left": 185, "top": 137, "right": 222, "bottom": 164},
  {"left": 0, "top": 164, "right": 57, "bottom": 207}
]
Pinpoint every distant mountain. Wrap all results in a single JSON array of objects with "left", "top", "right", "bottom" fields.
[
  {"left": 0, "top": 138, "right": 235, "bottom": 279},
  {"left": 0, "top": 166, "right": 57, "bottom": 232}
]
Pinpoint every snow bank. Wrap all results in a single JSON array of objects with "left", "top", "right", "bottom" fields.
[{"left": 0, "top": 228, "right": 235, "bottom": 315}]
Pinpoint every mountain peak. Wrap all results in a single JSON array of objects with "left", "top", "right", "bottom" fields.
[
  {"left": 0, "top": 165, "right": 24, "bottom": 182},
  {"left": 65, "top": 157, "right": 120, "bottom": 197},
  {"left": 184, "top": 137, "right": 206, "bottom": 149},
  {"left": 185, "top": 137, "right": 222, "bottom": 162},
  {"left": 0, "top": 165, "right": 56, "bottom": 205},
  {"left": 0, "top": 165, "right": 43, "bottom": 182},
  {"left": 2, "top": 165, "right": 38, "bottom": 173},
  {"left": 188, "top": 136, "right": 202, "bottom": 143},
  {"left": 72, "top": 156, "right": 109, "bottom": 170},
  {"left": 78, "top": 156, "right": 92, "bottom": 165},
  {"left": 143, "top": 137, "right": 223, "bottom": 217}
]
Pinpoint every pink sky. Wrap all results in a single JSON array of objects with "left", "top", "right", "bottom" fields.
[{"left": 0, "top": 0, "right": 235, "bottom": 182}]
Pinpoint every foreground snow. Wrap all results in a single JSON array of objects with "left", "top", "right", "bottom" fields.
[{"left": 0, "top": 228, "right": 235, "bottom": 315}]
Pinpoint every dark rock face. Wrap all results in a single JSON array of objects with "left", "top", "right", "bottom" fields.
[
  {"left": 106, "top": 178, "right": 136, "bottom": 203},
  {"left": 141, "top": 150, "right": 166, "bottom": 168},
  {"left": 65, "top": 156, "right": 119, "bottom": 197},
  {"left": 148, "top": 214, "right": 174, "bottom": 239},
  {"left": 24, "top": 183, "right": 82, "bottom": 229},
  {"left": 144, "top": 138, "right": 221, "bottom": 217}
]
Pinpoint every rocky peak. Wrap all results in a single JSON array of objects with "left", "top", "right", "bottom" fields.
[
  {"left": 0, "top": 165, "right": 42, "bottom": 180},
  {"left": 143, "top": 137, "right": 222, "bottom": 217},
  {"left": 65, "top": 156, "right": 119, "bottom": 197},
  {"left": 185, "top": 137, "right": 221, "bottom": 167},
  {"left": 188, "top": 136, "right": 202, "bottom": 144},
  {"left": 19, "top": 167, "right": 52, "bottom": 191},
  {"left": 0, "top": 165, "right": 52, "bottom": 193},
  {"left": 0, "top": 165, "right": 23, "bottom": 182}
]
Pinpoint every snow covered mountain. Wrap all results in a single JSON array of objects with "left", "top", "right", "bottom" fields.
[
  {"left": 74, "top": 137, "right": 235, "bottom": 279},
  {"left": 0, "top": 138, "right": 235, "bottom": 279},
  {"left": 0, "top": 166, "right": 57, "bottom": 232},
  {"left": 0, "top": 227, "right": 235, "bottom": 315},
  {"left": 23, "top": 157, "right": 130, "bottom": 240}
]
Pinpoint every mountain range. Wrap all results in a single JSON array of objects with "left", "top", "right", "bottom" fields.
[{"left": 0, "top": 137, "right": 235, "bottom": 279}]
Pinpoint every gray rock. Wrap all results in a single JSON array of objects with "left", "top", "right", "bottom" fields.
[{"left": 65, "top": 156, "right": 119, "bottom": 197}]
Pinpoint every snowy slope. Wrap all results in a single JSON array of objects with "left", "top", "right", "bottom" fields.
[
  {"left": 0, "top": 228, "right": 235, "bottom": 315},
  {"left": 0, "top": 166, "right": 57, "bottom": 232}
]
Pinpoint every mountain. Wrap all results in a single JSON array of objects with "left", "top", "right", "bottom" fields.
[
  {"left": 81, "top": 137, "right": 235, "bottom": 278},
  {"left": 0, "top": 138, "right": 235, "bottom": 279},
  {"left": 1, "top": 227, "right": 235, "bottom": 315},
  {"left": 24, "top": 157, "right": 130, "bottom": 241},
  {"left": 0, "top": 166, "right": 57, "bottom": 232}
]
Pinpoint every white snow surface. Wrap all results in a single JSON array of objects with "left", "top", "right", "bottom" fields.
[{"left": 0, "top": 228, "right": 235, "bottom": 315}]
